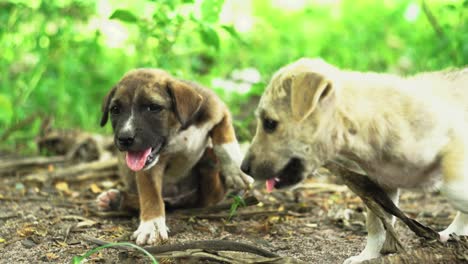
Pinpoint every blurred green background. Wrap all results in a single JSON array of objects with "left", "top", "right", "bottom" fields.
[{"left": 0, "top": 0, "right": 467, "bottom": 152}]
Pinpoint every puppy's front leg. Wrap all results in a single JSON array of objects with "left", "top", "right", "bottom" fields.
[
  {"left": 439, "top": 139, "right": 468, "bottom": 240},
  {"left": 131, "top": 162, "right": 168, "bottom": 245},
  {"left": 344, "top": 189, "right": 399, "bottom": 264},
  {"left": 211, "top": 111, "right": 254, "bottom": 189}
]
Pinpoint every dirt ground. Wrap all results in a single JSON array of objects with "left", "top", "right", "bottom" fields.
[{"left": 0, "top": 161, "right": 457, "bottom": 264}]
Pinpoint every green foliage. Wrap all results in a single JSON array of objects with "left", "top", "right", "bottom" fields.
[
  {"left": 72, "top": 242, "right": 158, "bottom": 263},
  {"left": 109, "top": 10, "right": 138, "bottom": 23},
  {"left": 0, "top": 94, "right": 13, "bottom": 125},
  {"left": 0, "top": 0, "right": 466, "bottom": 152},
  {"left": 228, "top": 194, "right": 247, "bottom": 221}
]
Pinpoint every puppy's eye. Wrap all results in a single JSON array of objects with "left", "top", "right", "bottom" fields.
[
  {"left": 110, "top": 105, "right": 120, "bottom": 115},
  {"left": 263, "top": 118, "right": 278, "bottom": 133},
  {"left": 145, "top": 104, "right": 163, "bottom": 113}
]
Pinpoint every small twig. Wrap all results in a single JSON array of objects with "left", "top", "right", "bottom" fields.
[
  {"left": 0, "top": 196, "right": 89, "bottom": 206},
  {"left": 0, "top": 155, "right": 67, "bottom": 173},
  {"left": 421, "top": 0, "right": 459, "bottom": 62},
  {"left": 89, "top": 207, "right": 301, "bottom": 220},
  {"left": 421, "top": 0, "right": 445, "bottom": 39},
  {"left": 63, "top": 224, "right": 73, "bottom": 243},
  {"left": 173, "top": 209, "right": 307, "bottom": 220},
  {"left": 296, "top": 182, "right": 348, "bottom": 194},
  {"left": 174, "top": 196, "right": 259, "bottom": 216},
  {"left": 66, "top": 170, "right": 117, "bottom": 183},
  {"left": 0, "top": 114, "right": 39, "bottom": 141},
  {"left": 22, "top": 158, "right": 118, "bottom": 183},
  {"left": 82, "top": 236, "right": 279, "bottom": 258},
  {"left": 88, "top": 210, "right": 134, "bottom": 218},
  {"left": 0, "top": 213, "right": 19, "bottom": 220},
  {"left": 0, "top": 237, "right": 23, "bottom": 249},
  {"left": 60, "top": 215, "right": 94, "bottom": 222},
  {"left": 0, "top": 196, "right": 50, "bottom": 202}
]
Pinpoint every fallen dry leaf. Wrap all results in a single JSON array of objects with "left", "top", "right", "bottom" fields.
[
  {"left": 89, "top": 183, "right": 102, "bottom": 194},
  {"left": 55, "top": 181, "right": 72, "bottom": 196},
  {"left": 100, "top": 180, "right": 116, "bottom": 189},
  {"left": 76, "top": 219, "right": 97, "bottom": 228},
  {"left": 55, "top": 240, "right": 68, "bottom": 247},
  {"left": 16, "top": 223, "right": 48, "bottom": 237},
  {"left": 45, "top": 252, "right": 59, "bottom": 260},
  {"left": 102, "top": 225, "right": 126, "bottom": 236}
]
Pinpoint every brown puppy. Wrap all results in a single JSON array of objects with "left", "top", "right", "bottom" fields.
[
  {"left": 97, "top": 69, "right": 253, "bottom": 245},
  {"left": 241, "top": 58, "right": 468, "bottom": 263}
]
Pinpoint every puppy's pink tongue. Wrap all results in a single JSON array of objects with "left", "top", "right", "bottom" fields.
[
  {"left": 126, "top": 148, "right": 152, "bottom": 171},
  {"left": 266, "top": 178, "right": 276, "bottom": 193}
]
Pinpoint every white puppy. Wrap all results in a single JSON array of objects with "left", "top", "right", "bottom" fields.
[{"left": 241, "top": 58, "right": 468, "bottom": 263}]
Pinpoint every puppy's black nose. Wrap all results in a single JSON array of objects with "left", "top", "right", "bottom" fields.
[
  {"left": 118, "top": 135, "right": 135, "bottom": 148},
  {"left": 241, "top": 157, "right": 251, "bottom": 175}
]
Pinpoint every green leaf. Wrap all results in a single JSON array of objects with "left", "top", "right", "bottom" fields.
[
  {"left": 109, "top": 9, "right": 138, "bottom": 23},
  {"left": 201, "top": 0, "right": 225, "bottom": 23},
  {"left": 200, "top": 25, "right": 220, "bottom": 50},
  {"left": 221, "top": 25, "right": 245, "bottom": 43},
  {"left": 71, "top": 256, "right": 83, "bottom": 264},
  {"left": 0, "top": 94, "right": 13, "bottom": 125},
  {"left": 227, "top": 195, "right": 246, "bottom": 221}
]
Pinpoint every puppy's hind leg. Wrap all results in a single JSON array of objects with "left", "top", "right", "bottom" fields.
[
  {"left": 195, "top": 148, "right": 226, "bottom": 207},
  {"left": 344, "top": 189, "right": 399, "bottom": 264},
  {"left": 96, "top": 156, "right": 139, "bottom": 212},
  {"left": 96, "top": 189, "right": 140, "bottom": 212}
]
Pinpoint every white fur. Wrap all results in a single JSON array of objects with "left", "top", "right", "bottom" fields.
[
  {"left": 255, "top": 59, "right": 468, "bottom": 263},
  {"left": 439, "top": 212, "right": 468, "bottom": 241},
  {"left": 122, "top": 110, "right": 135, "bottom": 133},
  {"left": 344, "top": 190, "right": 399, "bottom": 264},
  {"left": 344, "top": 233, "right": 385, "bottom": 264},
  {"left": 214, "top": 142, "right": 254, "bottom": 187},
  {"left": 441, "top": 180, "right": 468, "bottom": 213},
  {"left": 221, "top": 142, "right": 243, "bottom": 166},
  {"left": 132, "top": 216, "right": 169, "bottom": 245},
  {"left": 164, "top": 124, "right": 211, "bottom": 184},
  {"left": 167, "top": 124, "right": 212, "bottom": 153}
]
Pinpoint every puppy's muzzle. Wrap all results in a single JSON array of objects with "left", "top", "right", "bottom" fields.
[
  {"left": 241, "top": 153, "right": 274, "bottom": 180},
  {"left": 240, "top": 155, "right": 252, "bottom": 175},
  {"left": 117, "top": 132, "right": 135, "bottom": 149}
]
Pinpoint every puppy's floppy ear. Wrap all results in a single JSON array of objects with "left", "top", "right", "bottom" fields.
[
  {"left": 167, "top": 80, "right": 203, "bottom": 128},
  {"left": 290, "top": 72, "right": 334, "bottom": 121},
  {"left": 100, "top": 86, "right": 116, "bottom": 127}
]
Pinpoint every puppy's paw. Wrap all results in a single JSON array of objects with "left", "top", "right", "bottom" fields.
[
  {"left": 96, "top": 189, "right": 121, "bottom": 211},
  {"left": 222, "top": 165, "right": 254, "bottom": 190},
  {"left": 439, "top": 231, "right": 451, "bottom": 242},
  {"left": 343, "top": 252, "right": 380, "bottom": 264},
  {"left": 213, "top": 143, "right": 254, "bottom": 189},
  {"left": 131, "top": 217, "right": 169, "bottom": 245}
]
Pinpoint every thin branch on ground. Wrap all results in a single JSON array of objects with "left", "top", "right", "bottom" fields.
[{"left": 82, "top": 236, "right": 305, "bottom": 263}]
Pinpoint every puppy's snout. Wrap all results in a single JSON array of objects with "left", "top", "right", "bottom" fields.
[
  {"left": 117, "top": 133, "right": 135, "bottom": 148},
  {"left": 241, "top": 158, "right": 251, "bottom": 175},
  {"left": 241, "top": 153, "right": 254, "bottom": 175}
]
